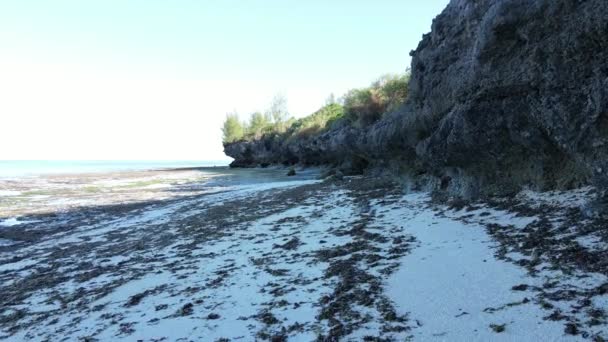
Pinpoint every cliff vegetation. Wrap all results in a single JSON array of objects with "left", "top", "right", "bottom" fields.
[{"left": 221, "top": 73, "right": 410, "bottom": 145}]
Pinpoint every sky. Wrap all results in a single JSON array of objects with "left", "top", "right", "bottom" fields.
[{"left": 0, "top": 0, "right": 449, "bottom": 161}]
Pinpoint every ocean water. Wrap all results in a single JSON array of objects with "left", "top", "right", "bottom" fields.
[{"left": 0, "top": 160, "right": 230, "bottom": 178}]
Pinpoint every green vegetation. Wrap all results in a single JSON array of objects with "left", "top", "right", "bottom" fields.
[
  {"left": 245, "top": 112, "right": 270, "bottom": 140},
  {"left": 221, "top": 94, "right": 291, "bottom": 143},
  {"left": 285, "top": 103, "right": 344, "bottom": 139},
  {"left": 221, "top": 112, "right": 245, "bottom": 144},
  {"left": 266, "top": 93, "right": 289, "bottom": 133},
  {"left": 221, "top": 72, "right": 409, "bottom": 144},
  {"left": 344, "top": 73, "right": 410, "bottom": 127}
]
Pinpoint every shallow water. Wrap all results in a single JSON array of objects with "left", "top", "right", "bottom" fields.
[
  {"left": 0, "top": 160, "right": 230, "bottom": 178},
  {"left": 0, "top": 166, "right": 320, "bottom": 218},
  {"left": 202, "top": 166, "right": 321, "bottom": 186}
]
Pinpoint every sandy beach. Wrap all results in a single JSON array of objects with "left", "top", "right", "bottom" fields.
[{"left": 0, "top": 169, "right": 607, "bottom": 341}]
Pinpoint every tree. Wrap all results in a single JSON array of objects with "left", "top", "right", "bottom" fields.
[
  {"left": 343, "top": 88, "right": 381, "bottom": 126},
  {"left": 247, "top": 112, "right": 269, "bottom": 139},
  {"left": 222, "top": 111, "right": 244, "bottom": 143},
  {"left": 266, "top": 93, "right": 289, "bottom": 132},
  {"left": 374, "top": 73, "right": 410, "bottom": 113}
]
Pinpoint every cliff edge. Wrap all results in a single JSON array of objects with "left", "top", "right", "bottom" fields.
[{"left": 225, "top": 0, "right": 608, "bottom": 202}]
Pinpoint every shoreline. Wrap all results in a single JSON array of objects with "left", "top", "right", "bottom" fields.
[
  {"left": 0, "top": 166, "right": 317, "bottom": 218},
  {"left": 0, "top": 161, "right": 231, "bottom": 180}
]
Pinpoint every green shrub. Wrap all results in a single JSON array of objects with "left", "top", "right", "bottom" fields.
[
  {"left": 220, "top": 71, "right": 408, "bottom": 144},
  {"left": 343, "top": 88, "right": 382, "bottom": 126},
  {"left": 287, "top": 103, "right": 344, "bottom": 139},
  {"left": 246, "top": 112, "right": 270, "bottom": 139},
  {"left": 377, "top": 73, "right": 410, "bottom": 112},
  {"left": 222, "top": 112, "right": 245, "bottom": 143},
  {"left": 343, "top": 72, "right": 409, "bottom": 127},
  {"left": 266, "top": 94, "right": 289, "bottom": 133}
]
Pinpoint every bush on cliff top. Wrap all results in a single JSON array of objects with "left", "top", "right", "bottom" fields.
[
  {"left": 286, "top": 103, "right": 344, "bottom": 139},
  {"left": 221, "top": 72, "right": 409, "bottom": 144},
  {"left": 221, "top": 112, "right": 245, "bottom": 143},
  {"left": 221, "top": 95, "right": 291, "bottom": 143},
  {"left": 343, "top": 72, "right": 410, "bottom": 127},
  {"left": 244, "top": 112, "right": 270, "bottom": 140}
]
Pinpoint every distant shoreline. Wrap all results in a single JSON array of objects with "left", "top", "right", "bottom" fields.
[
  {"left": 151, "top": 165, "right": 230, "bottom": 172},
  {"left": 0, "top": 160, "right": 231, "bottom": 179}
]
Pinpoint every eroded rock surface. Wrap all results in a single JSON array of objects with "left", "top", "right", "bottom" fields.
[{"left": 225, "top": 0, "right": 608, "bottom": 202}]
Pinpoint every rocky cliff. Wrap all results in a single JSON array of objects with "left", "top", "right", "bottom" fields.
[{"left": 225, "top": 0, "right": 608, "bottom": 202}]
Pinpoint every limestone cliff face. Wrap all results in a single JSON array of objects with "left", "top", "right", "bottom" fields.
[
  {"left": 408, "top": 0, "right": 608, "bottom": 195},
  {"left": 225, "top": 0, "right": 608, "bottom": 198}
]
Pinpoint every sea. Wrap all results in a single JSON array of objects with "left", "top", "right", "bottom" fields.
[{"left": 0, "top": 160, "right": 231, "bottom": 178}]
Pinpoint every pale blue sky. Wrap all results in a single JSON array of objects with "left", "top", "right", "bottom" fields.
[{"left": 0, "top": 0, "right": 449, "bottom": 160}]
